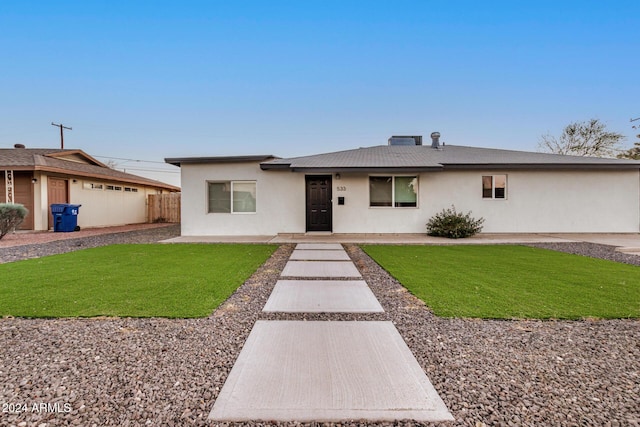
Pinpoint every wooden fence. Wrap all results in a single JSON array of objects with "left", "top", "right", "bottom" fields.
[{"left": 148, "top": 193, "right": 181, "bottom": 223}]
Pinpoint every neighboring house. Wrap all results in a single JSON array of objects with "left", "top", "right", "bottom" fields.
[
  {"left": 166, "top": 134, "right": 640, "bottom": 236},
  {"left": 1, "top": 145, "right": 180, "bottom": 231}
]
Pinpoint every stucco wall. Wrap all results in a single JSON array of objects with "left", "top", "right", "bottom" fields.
[
  {"left": 180, "top": 161, "right": 305, "bottom": 236},
  {"left": 70, "top": 180, "right": 155, "bottom": 228},
  {"left": 180, "top": 165, "right": 640, "bottom": 235},
  {"left": 333, "top": 169, "right": 640, "bottom": 233},
  {"left": 30, "top": 173, "right": 169, "bottom": 230}
]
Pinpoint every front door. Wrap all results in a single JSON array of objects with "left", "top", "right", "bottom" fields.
[
  {"left": 305, "top": 175, "right": 332, "bottom": 232},
  {"left": 48, "top": 178, "right": 69, "bottom": 229}
]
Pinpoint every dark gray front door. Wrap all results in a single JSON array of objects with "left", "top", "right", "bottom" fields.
[{"left": 305, "top": 175, "right": 332, "bottom": 232}]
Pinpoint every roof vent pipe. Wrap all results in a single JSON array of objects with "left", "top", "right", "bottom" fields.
[{"left": 430, "top": 132, "right": 441, "bottom": 149}]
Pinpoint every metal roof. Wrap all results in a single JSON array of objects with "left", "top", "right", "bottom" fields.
[
  {"left": 260, "top": 145, "right": 640, "bottom": 172},
  {"left": 0, "top": 148, "right": 180, "bottom": 190}
]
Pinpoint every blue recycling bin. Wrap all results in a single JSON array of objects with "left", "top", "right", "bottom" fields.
[{"left": 51, "top": 204, "right": 82, "bottom": 232}]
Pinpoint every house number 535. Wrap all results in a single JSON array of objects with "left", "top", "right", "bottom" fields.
[{"left": 336, "top": 186, "right": 347, "bottom": 191}]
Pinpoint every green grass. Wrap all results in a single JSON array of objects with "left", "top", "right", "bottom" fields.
[
  {"left": 0, "top": 244, "right": 276, "bottom": 318},
  {"left": 361, "top": 245, "right": 640, "bottom": 319}
]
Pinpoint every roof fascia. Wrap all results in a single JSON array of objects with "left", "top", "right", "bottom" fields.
[
  {"left": 285, "top": 166, "right": 444, "bottom": 173},
  {"left": 0, "top": 166, "right": 35, "bottom": 172},
  {"left": 166, "top": 155, "right": 278, "bottom": 167},
  {"left": 259, "top": 163, "right": 291, "bottom": 170},
  {"left": 442, "top": 163, "right": 640, "bottom": 170}
]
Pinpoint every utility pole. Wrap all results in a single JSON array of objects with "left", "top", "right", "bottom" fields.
[{"left": 51, "top": 122, "right": 72, "bottom": 149}]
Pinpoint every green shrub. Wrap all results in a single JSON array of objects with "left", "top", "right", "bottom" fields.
[
  {"left": 426, "top": 206, "right": 484, "bottom": 239},
  {"left": 0, "top": 203, "right": 29, "bottom": 240}
]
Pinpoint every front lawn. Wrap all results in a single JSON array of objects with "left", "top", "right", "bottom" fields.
[
  {"left": 0, "top": 244, "right": 277, "bottom": 318},
  {"left": 361, "top": 245, "right": 640, "bottom": 319}
]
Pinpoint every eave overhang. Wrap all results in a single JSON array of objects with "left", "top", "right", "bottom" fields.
[
  {"left": 166, "top": 155, "right": 278, "bottom": 167},
  {"left": 442, "top": 163, "right": 640, "bottom": 170},
  {"left": 260, "top": 162, "right": 640, "bottom": 172}
]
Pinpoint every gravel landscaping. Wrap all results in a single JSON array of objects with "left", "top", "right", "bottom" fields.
[
  {"left": 527, "top": 241, "right": 640, "bottom": 267},
  {"left": 1, "top": 232, "right": 639, "bottom": 426},
  {"left": 0, "top": 224, "right": 180, "bottom": 264}
]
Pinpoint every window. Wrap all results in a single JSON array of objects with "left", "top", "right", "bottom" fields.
[
  {"left": 369, "top": 176, "right": 418, "bottom": 208},
  {"left": 208, "top": 181, "right": 256, "bottom": 213},
  {"left": 482, "top": 175, "right": 507, "bottom": 199},
  {"left": 369, "top": 177, "right": 392, "bottom": 206},
  {"left": 83, "top": 182, "right": 103, "bottom": 190},
  {"left": 124, "top": 187, "right": 138, "bottom": 193},
  {"left": 105, "top": 185, "right": 122, "bottom": 191}
]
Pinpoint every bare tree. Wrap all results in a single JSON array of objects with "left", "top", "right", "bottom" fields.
[
  {"left": 538, "top": 118, "right": 625, "bottom": 158},
  {"left": 617, "top": 117, "right": 640, "bottom": 159},
  {"left": 104, "top": 159, "right": 118, "bottom": 169}
]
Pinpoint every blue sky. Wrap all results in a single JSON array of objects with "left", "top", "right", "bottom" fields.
[{"left": 1, "top": 1, "right": 638, "bottom": 185}]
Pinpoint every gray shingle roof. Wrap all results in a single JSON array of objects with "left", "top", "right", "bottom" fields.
[
  {"left": 260, "top": 145, "right": 640, "bottom": 171},
  {"left": 0, "top": 148, "right": 179, "bottom": 190}
]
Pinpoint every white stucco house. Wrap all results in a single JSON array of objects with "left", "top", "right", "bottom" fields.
[{"left": 166, "top": 134, "right": 640, "bottom": 236}]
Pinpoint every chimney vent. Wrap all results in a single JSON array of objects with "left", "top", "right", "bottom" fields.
[
  {"left": 430, "top": 132, "right": 441, "bottom": 149},
  {"left": 14, "top": 144, "right": 26, "bottom": 149},
  {"left": 388, "top": 135, "right": 422, "bottom": 146}
]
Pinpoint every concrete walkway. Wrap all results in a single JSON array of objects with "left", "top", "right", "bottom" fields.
[
  {"left": 209, "top": 243, "right": 454, "bottom": 423},
  {"left": 163, "top": 232, "right": 640, "bottom": 248}
]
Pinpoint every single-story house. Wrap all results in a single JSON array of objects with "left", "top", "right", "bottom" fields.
[
  {"left": 1, "top": 145, "right": 180, "bottom": 230},
  {"left": 165, "top": 134, "right": 640, "bottom": 236}
]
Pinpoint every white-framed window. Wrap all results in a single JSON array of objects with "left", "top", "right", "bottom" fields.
[
  {"left": 369, "top": 176, "right": 418, "bottom": 208},
  {"left": 482, "top": 175, "right": 507, "bottom": 199},
  {"left": 106, "top": 185, "right": 122, "bottom": 191},
  {"left": 83, "top": 182, "right": 103, "bottom": 190},
  {"left": 208, "top": 181, "right": 257, "bottom": 213},
  {"left": 124, "top": 187, "right": 139, "bottom": 193}
]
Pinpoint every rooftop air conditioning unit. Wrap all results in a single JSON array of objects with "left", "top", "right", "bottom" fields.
[{"left": 388, "top": 136, "right": 422, "bottom": 146}]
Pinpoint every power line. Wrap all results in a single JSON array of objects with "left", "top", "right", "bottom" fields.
[
  {"left": 93, "top": 155, "right": 171, "bottom": 165},
  {"left": 115, "top": 166, "right": 180, "bottom": 174}
]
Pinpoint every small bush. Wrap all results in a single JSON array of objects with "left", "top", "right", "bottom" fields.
[
  {"left": 426, "top": 206, "right": 484, "bottom": 239},
  {"left": 0, "top": 203, "right": 29, "bottom": 240}
]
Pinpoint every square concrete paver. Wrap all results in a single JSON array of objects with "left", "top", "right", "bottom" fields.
[
  {"left": 263, "top": 280, "right": 384, "bottom": 313},
  {"left": 296, "top": 243, "right": 344, "bottom": 250},
  {"left": 209, "top": 321, "right": 453, "bottom": 422},
  {"left": 281, "top": 261, "right": 361, "bottom": 278},
  {"left": 290, "top": 249, "right": 351, "bottom": 261}
]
